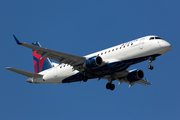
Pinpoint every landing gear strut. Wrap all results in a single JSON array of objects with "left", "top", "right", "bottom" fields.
[
  {"left": 148, "top": 57, "right": 156, "bottom": 70},
  {"left": 106, "top": 83, "right": 115, "bottom": 91}
]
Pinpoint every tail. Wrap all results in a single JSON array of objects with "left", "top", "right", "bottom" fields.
[{"left": 32, "top": 42, "right": 54, "bottom": 73}]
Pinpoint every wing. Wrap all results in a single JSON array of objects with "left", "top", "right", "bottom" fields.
[
  {"left": 13, "top": 35, "right": 86, "bottom": 71},
  {"left": 136, "top": 79, "right": 152, "bottom": 86}
]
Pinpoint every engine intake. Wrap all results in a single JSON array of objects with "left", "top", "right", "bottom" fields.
[
  {"left": 127, "top": 69, "right": 144, "bottom": 82},
  {"left": 84, "top": 56, "right": 103, "bottom": 69}
]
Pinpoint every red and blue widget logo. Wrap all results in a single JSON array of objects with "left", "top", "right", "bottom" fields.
[{"left": 33, "top": 50, "right": 46, "bottom": 73}]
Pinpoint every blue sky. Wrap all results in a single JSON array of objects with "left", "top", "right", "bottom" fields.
[{"left": 1, "top": 0, "right": 179, "bottom": 120}]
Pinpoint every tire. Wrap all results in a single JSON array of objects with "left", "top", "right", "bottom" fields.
[
  {"left": 110, "top": 84, "right": 115, "bottom": 91},
  {"left": 83, "top": 76, "right": 88, "bottom": 82},
  {"left": 148, "top": 65, "right": 154, "bottom": 70},
  {"left": 106, "top": 83, "right": 111, "bottom": 89}
]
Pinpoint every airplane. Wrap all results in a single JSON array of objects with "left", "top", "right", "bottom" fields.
[{"left": 6, "top": 35, "right": 172, "bottom": 90}]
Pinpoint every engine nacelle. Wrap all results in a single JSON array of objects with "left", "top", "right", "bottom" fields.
[
  {"left": 127, "top": 69, "right": 144, "bottom": 82},
  {"left": 84, "top": 56, "right": 103, "bottom": 69}
]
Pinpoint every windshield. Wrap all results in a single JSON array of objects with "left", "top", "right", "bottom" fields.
[
  {"left": 149, "top": 37, "right": 154, "bottom": 40},
  {"left": 155, "top": 37, "right": 163, "bottom": 40},
  {"left": 149, "top": 37, "right": 163, "bottom": 40}
]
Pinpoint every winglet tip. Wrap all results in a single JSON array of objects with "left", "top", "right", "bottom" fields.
[
  {"left": 13, "top": 35, "right": 22, "bottom": 45},
  {"left": 6, "top": 67, "right": 11, "bottom": 70}
]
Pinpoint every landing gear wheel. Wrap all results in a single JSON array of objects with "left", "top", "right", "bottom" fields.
[
  {"left": 106, "top": 83, "right": 111, "bottom": 89},
  {"left": 106, "top": 83, "right": 115, "bottom": 91},
  {"left": 148, "top": 65, "right": 154, "bottom": 70},
  {"left": 83, "top": 76, "right": 88, "bottom": 82},
  {"left": 110, "top": 84, "right": 115, "bottom": 91}
]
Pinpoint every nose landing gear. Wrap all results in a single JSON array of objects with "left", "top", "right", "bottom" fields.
[
  {"left": 148, "top": 57, "right": 156, "bottom": 70},
  {"left": 148, "top": 65, "right": 154, "bottom": 70}
]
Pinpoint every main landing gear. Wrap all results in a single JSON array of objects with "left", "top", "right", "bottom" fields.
[
  {"left": 148, "top": 57, "right": 156, "bottom": 70},
  {"left": 83, "top": 75, "right": 88, "bottom": 82},
  {"left": 106, "top": 83, "right": 115, "bottom": 91}
]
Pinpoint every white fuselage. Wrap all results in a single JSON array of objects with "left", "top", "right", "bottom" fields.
[{"left": 29, "top": 35, "right": 171, "bottom": 84}]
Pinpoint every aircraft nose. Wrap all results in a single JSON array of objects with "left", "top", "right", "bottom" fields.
[{"left": 162, "top": 41, "right": 172, "bottom": 51}]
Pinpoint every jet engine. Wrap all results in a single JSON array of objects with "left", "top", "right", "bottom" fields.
[
  {"left": 84, "top": 56, "right": 103, "bottom": 69},
  {"left": 127, "top": 69, "right": 144, "bottom": 82}
]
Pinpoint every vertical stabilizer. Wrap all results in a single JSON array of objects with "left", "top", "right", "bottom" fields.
[{"left": 32, "top": 42, "right": 53, "bottom": 73}]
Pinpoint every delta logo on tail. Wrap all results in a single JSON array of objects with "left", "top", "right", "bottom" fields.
[
  {"left": 32, "top": 42, "right": 53, "bottom": 73},
  {"left": 33, "top": 50, "right": 47, "bottom": 73}
]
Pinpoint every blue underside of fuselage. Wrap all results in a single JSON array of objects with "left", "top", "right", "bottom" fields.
[{"left": 62, "top": 54, "right": 161, "bottom": 83}]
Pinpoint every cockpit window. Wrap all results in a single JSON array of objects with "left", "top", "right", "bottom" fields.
[
  {"left": 149, "top": 37, "right": 154, "bottom": 40},
  {"left": 155, "top": 37, "right": 163, "bottom": 40},
  {"left": 149, "top": 37, "right": 163, "bottom": 40}
]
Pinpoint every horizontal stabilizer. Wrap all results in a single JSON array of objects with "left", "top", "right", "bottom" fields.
[{"left": 6, "top": 67, "right": 43, "bottom": 78}]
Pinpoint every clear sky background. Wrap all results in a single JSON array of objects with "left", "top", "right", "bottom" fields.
[{"left": 0, "top": 0, "right": 179, "bottom": 120}]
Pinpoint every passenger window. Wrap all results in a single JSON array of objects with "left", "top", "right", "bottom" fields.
[
  {"left": 123, "top": 46, "right": 125, "bottom": 48},
  {"left": 120, "top": 47, "right": 121, "bottom": 49},
  {"left": 112, "top": 49, "right": 114, "bottom": 51},
  {"left": 108, "top": 50, "right": 110, "bottom": 53},
  {"left": 116, "top": 48, "right": 118, "bottom": 50},
  {"left": 101, "top": 53, "right": 103, "bottom": 55},
  {"left": 131, "top": 43, "right": 133, "bottom": 45},
  {"left": 105, "top": 51, "right": 107, "bottom": 54}
]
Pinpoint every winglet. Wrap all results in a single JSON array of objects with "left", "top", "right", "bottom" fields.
[{"left": 13, "top": 35, "right": 22, "bottom": 45}]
